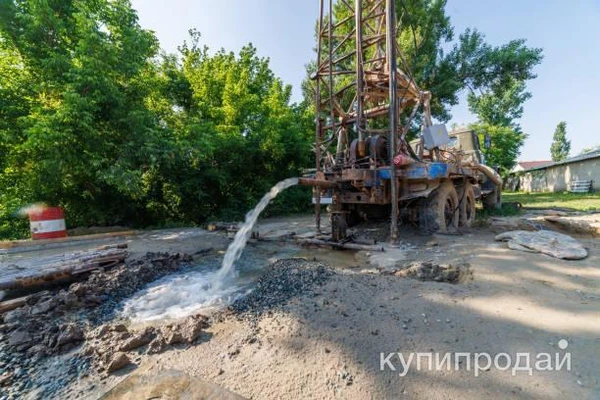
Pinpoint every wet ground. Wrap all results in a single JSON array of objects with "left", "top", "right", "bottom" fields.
[{"left": 0, "top": 213, "right": 599, "bottom": 399}]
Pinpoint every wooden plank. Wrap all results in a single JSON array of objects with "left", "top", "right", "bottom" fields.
[
  {"left": 0, "top": 230, "right": 137, "bottom": 251},
  {"left": 0, "top": 246, "right": 128, "bottom": 291},
  {"left": 0, "top": 295, "right": 30, "bottom": 314},
  {"left": 298, "top": 238, "right": 385, "bottom": 252}
]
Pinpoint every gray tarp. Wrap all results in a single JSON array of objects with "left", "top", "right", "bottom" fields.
[{"left": 495, "top": 230, "right": 588, "bottom": 260}]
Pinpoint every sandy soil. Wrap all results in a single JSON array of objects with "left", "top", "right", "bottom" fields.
[
  {"left": 120, "top": 228, "right": 599, "bottom": 400},
  {"left": 3, "top": 213, "right": 600, "bottom": 399}
]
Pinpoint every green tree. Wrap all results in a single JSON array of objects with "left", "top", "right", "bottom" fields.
[
  {"left": 448, "top": 30, "right": 542, "bottom": 172},
  {"left": 163, "top": 32, "right": 313, "bottom": 221},
  {"left": 0, "top": 3, "right": 314, "bottom": 239},
  {"left": 470, "top": 122, "right": 526, "bottom": 172},
  {"left": 0, "top": 0, "right": 171, "bottom": 236},
  {"left": 448, "top": 29, "right": 542, "bottom": 121},
  {"left": 550, "top": 121, "right": 570, "bottom": 162},
  {"left": 467, "top": 78, "right": 531, "bottom": 127}
]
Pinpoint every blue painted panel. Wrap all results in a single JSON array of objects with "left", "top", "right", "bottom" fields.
[
  {"left": 407, "top": 165, "right": 427, "bottom": 179},
  {"left": 378, "top": 168, "right": 391, "bottom": 180},
  {"left": 429, "top": 162, "right": 449, "bottom": 179}
]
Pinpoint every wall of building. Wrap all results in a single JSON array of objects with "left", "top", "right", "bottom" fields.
[{"left": 517, "top": 157, "right": 600, "bottom": 192}]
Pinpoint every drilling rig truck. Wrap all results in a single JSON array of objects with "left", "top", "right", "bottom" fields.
[{"left": 298, "top": 0, "right": 503, "bottom": 242}]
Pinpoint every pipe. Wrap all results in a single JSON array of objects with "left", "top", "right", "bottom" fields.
[
  {"left": 314, "top": 0, "right": 325, "bottom": 234},
  {"left": 386, "top": 0, "right": 399, "bottom": 243},
  {"left": 298, "top": 238, "right": 385, "bottom": 252},
  {"left": 471, "top": 163, "right": 503, "bottom": 187},
  {"left": 355, "top": 0, "right": 364, "bottom": 144},
  {"left": 298, "top": 178, "right": 338, "bottom": 189}
]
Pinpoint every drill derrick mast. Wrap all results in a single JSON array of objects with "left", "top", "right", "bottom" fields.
[{"left": 303, "top": 0, "right": 502, "bottom": 242}]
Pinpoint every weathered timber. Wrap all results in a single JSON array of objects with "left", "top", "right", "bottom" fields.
[
  {"left": 0, "top": 295, "right": 29, "bottom": 313},
  {"left": 298, "top": 238, "right": 384, "bottom": 252},
  {"left": 0, "top": 245, "right": 128, "bottom": 291}
]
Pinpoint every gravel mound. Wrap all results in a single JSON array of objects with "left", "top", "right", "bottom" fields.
[{"left": 228, "top": 258, "right": 333, "bottom": 316}]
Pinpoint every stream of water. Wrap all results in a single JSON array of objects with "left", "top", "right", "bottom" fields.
[
  {"left": 122, "top": 178, "right": 299, "bottom": 322},
  {"left": 215, "top": 177, "right": 299, "bottom": 285}
]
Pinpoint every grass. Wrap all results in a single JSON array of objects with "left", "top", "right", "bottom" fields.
[
  {"left": 473, "top": 191, "right": 600, "bottom": 226},
  {"left": 502, "top": 191, "right": 600, "bottom": 212}
]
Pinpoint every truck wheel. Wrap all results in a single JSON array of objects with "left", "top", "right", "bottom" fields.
[
  {"left": 458, "top": 182, "right": 476, "bottom": 227},
  {"left": 420, "top": 182, "right": 459, "bottom": 234},
  {"left": 483, "top": 185, "right": 502, "bottom": 211}
]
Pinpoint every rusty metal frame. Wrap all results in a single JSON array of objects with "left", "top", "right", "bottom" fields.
[{"left": 312, "top": 0, "right": 429, "bottom": 240}]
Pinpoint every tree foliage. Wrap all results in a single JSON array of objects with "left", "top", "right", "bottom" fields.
[
  {"left": 550, "top": 121, "right": 570, "bottom": 162},
  {"left": 0, "top": 2, "right": 312, "bottom": 239},
  {"left": 470, "top": 122, "right": 526, "bottom": 172}
]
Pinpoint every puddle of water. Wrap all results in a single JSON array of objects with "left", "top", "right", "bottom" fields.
[
  {"left": 121, "top": 269, "right": 248, "bottom": 323},
  {"left": 121, "top": 251, "right": 268, "bottom": 323},
  {"left": 292, "top": 248, "right": 361, "bottom": 269}
]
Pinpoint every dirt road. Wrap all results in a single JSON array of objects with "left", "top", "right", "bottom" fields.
[{"left": 2, "top": 213, "right": 599, "bottom": 399}]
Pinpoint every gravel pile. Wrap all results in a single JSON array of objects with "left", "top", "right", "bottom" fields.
[
  {"left": 0, "top": 252, "right": 191, "bottom": 399},
  {"left": 228, "top": 258, "right": 333, "bottom": 316}
]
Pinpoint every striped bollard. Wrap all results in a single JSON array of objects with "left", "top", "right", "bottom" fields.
[{"left": 29, "top": 207, "right": 67, "bottom": 240}]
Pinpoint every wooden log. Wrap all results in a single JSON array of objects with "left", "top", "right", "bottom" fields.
[
  {"left": 0, "top": 290, "right": 53, "bottom": 314},
  {"left": 0, "top": 247, "right": 127, "bottom": 291},
  {"left": 350, "top": 238, "right": 377, "bottom": 246},
  {"left": 206, "top": 222, "right": 239, "bottom": 232},
  {"left": 97, "top": 243, "right": 128, "bottom": 250},
  {"left": 0, "top": 295, "right": 29, "bottom": 314},
  {"left": 298, "top": 238, "right": 385, "bottom": 252},
  {"left": 0, "top": 231, "right": 136, "bottom": 252}
]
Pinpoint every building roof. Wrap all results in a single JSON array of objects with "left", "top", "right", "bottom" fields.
[
  {"left": 515, "top": 160, "right": 553, "bottom": 170},
  {"left": 524, "top": 149, "right": 600, "bottom": 172}
]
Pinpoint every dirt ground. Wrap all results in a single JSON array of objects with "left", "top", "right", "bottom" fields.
[{"left": 1, "top": 212, "right": 599, "bottom": 399}]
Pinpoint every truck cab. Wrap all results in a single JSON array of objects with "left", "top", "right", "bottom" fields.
[
  {"left": 410, "top": 129, "right": 485, "bottom": 165},
  {"left": 445, "top": 129, "right": 485, "bottom": 165}
]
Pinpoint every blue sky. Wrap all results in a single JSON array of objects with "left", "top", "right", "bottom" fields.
[{"left": 130, "top": 0, "right": 600, "bottom": 161}]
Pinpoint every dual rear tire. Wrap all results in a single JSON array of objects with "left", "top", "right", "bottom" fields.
[
  {"left": 420, "top": 181, "right": 476, "bottom": 234},
  {"left": 458, "top": 182, "right": 476, "bottom": 227}
]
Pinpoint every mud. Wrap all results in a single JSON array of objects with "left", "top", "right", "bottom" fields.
[
  {"left": 0, "top": 253, "right": 192, "bottom": 399},
  {"left": 100, "top": 369, "right": 246, "bottom": 400},
  {"left": 83, "top": 314, "right": 209, "bottom": 373},
  {"left": 0, "top": 253, "right": 335, "bottom": 399},
  {"left": 392, "top": 261, "right": 472, "bottom": 283}
]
